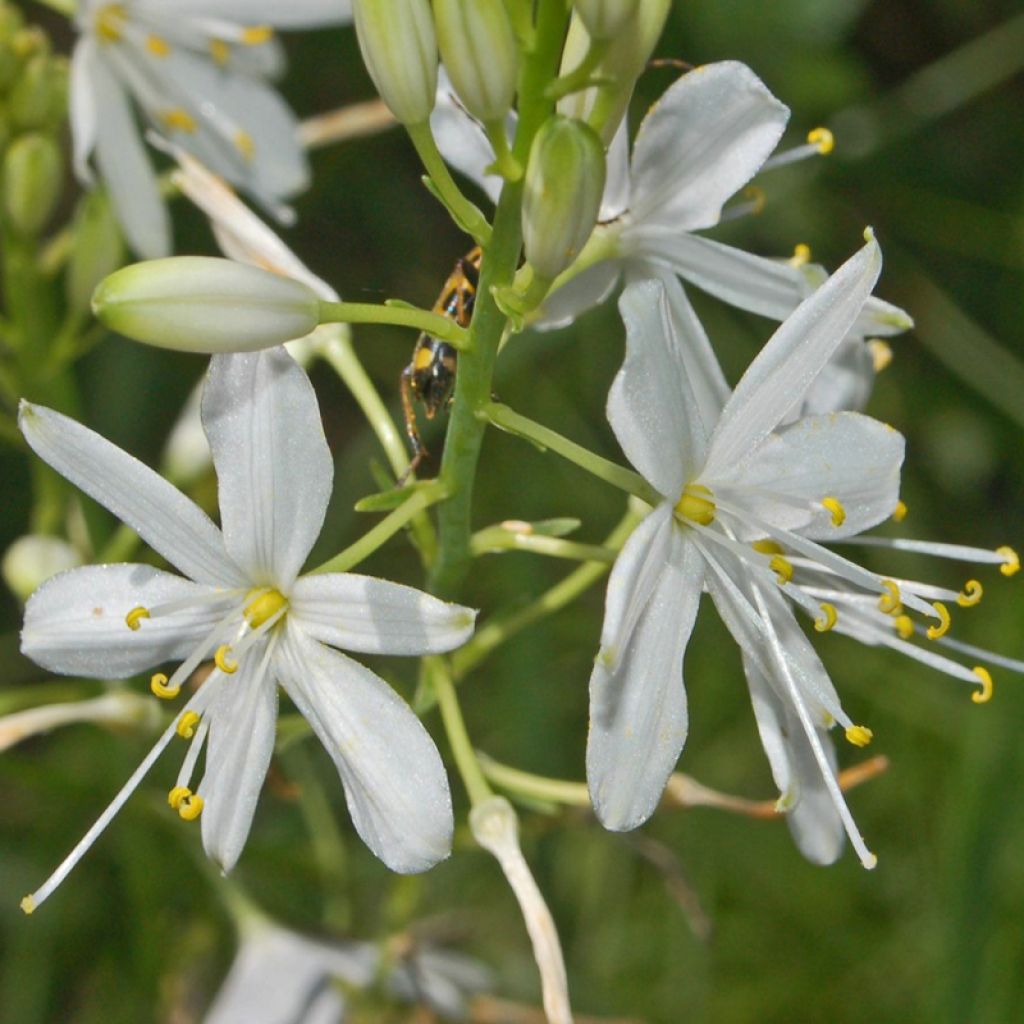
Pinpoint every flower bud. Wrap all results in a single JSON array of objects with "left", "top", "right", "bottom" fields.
[
  {"left": 92, "top": 257, "right": 322, "bottom": 353},
  {"left": 3, "top": 132, "right": 61, "bottom": 235},
  {"left": 352, "top": 0, "right": 438, "bottom": 125},
  {"left": 66, "top": 190, "right": 125, "bottom": 315},
  {"left": 522, "top": 116, "right": 606, "bottom": 282},
  {"left": 572, "top": 0, "right": 641, "bottom": 40},
  {"left": 8, "top": 53, "right": 67, "bottom": 130},
  {"left": 434, "top": 0, "right": 518, "bottom": 124},
  {"left": 3, "top": 535, "right": 82, "bottom": 602}
]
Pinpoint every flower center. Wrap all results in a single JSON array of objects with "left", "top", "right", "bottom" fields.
[
  {"left": 674, "top": 483, "right": 716, "bottom": 526},
  {"left": 95, "top": 3, "right": 127, "bottom": 42},
  {"left": 244, "top": 588, "right": 288, "bottom": 629}
]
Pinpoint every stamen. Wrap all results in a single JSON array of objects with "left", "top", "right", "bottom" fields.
[
  {"left": 674, "top": 484, "right": 716, "bottom": 526},
  {"left": 892, "top": 500, "right": 908, "bottom": 522},
  {"left": 95, "top": 3, "right": 126, "bottom": 42},
  {"left": 214, "top": 644, "right": 238, "bottom": 674},
  {"left": 240, "top": 25, "right": 273, "bottom": 45},
  {"left": 957, "top": 580, "right": 983, "bottom": 607},
  {"left": 821, "top": 497, "right": 846, "bottom": 528},
  {"left": 868, "top": 340, "right": 894, "bottom": 373},
  {"left": 878, "top": 579, "right": 902, "bottom": 615},
  {"left": 814, "top": 603, "right": 838, "bottom": 632},
  {"left": 788, "top": 243, "right": 811, "bottom": 268},
  {"left": 150, "top": 673, "right": 181, "bottom": 700},
  {"left": 971, "top": 667, "right": 993, "bottom": 704},
  {"left": 895, "top": 615, "right": 915, "bottom": 640},
  {"left": 244, "top": 589, "right": 288, "bottom": 629},
  {"left": 234, "top": 130, "right": 255, "bottom": 161},
  {"left": 997, "top": 546, "right": 1020, "bottom": 576},
  {"left": 125, "top": 606, "right": 150, "bottom": 631},
  {"left": 161, "top": 108, "right": 198, "bottom": 134},
  {"left": 752, "top": 540, "right": 783, "bottom": 555},
  {"left": 176, "top": 711, "right": 201, "bottom": 739},
  {"left": 209, "top": 38, "right": 230, "bottom": 65},
  {"left": 145, "top": 34, "right": 170, "bottom": 57},
  {"left": 926, "top": 602, "right": 951, "bottom": 640},
  {"left": 808, "top": 127, "right": 834, "bottom": 154},
  {"left": 178, "top": 794, "right": 204, "bottom": 821},
  {"left": 845, "top": 725, "right": 873, "bottom": 748},
  {"left": 20, "top": 895, "right": 35, "bottom": 915},
  {"left": 168, "top": 786, "right": 191, "bottom": 810},
  {"left": 770, "top": 555, "right": 793, "bottom": 585}
]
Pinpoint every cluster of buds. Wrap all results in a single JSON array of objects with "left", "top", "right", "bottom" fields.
[{"left": 0, "top": 3, "right": 67, "bottom": 237}]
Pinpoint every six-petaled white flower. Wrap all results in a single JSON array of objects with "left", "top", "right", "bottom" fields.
[
  {"left": 70, "top": 0, "right": 351, "bottom": 258},
  {"left": 589, "top": 234, "right": 1016, "bottom": 867},
  {"left": 18, "top": 346, "right": 475, "bottom": 914}
]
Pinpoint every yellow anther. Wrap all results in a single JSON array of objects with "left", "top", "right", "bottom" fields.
[
  {"left": 957, "top": 580, "right": 983, "bottom": 607},
  {"left": 892, "top": 500, "right": 908, "bottom": 522},
  {"left": 95, "top": 3, "right": 126, "bottom": 42},
  {"left": 244, "top": 588, "right": 288, "bottom": 629},
  {"left": 234, "top": 130, "right": 255, "bottom": 161},
  {"left": 168, "top": 786, "right": 191, "bottom": 810},
  {"left": 20, "top": 895, "right": 36, "bottom": 916},
  {"left": 176, "top": 711, "right": 201, "bottom": 739},
  {"left": 895, "top": 615, "right": 915, "bottom": 640},
  {"left": 674, "top": 484, "right": 716, "bottom": 526},
  {"left": 821, "top": 496, "right": 846, "bottom": 527},
  {"left": 814, "top": 603, "right": 837, "bottom": 632},
  {"left": 125, "top": 606, "right": 150, "bottom": 631},
  {"left": 926, "top": 602, "right": 951, "bottom": 640},
  {"left": 240, "top": 25, "right": 273, "bottom": 45},
  {"left": 752, "top": 540, "right": 783, "bottom": 555},
  {"left": 997, "top": 546, "right": 1020, "bottom": 577},
  {"left": 145, "top": 34, "right": 170, "bottom": 57},
  {"left": 178, "top": 794, "right": 204, "bottom": 821},
  {"left": 808, "top": 126, "right": 835, "bottom": 155},
  {"left": 209, "top": 38, "right": 230, "bottom": 65},
  {"left": 151, "top": 673, "right": 181, "bottom": 700},
  {"left": 214, "top": 644, "right": 238, "bottom": 674},
  {"left": 788, "top": 243, "right": 812, "bottom": 268},
  {"left": 878, "top": 579, "right": 902, "bottom": 615},
  {"left": 770, "top": 555, "right": 794, "bottom": 585},
  {"left": 868, "top": 339, "right": 894, "bottom": 372},
  {"left": 971, "top": 667, "right": 994, "bottom": 704},
  {"left": 162, "top": 108, "right": 197, "bottom": 134},
  {"left": 822, "top": 712, "right": 836, "bottom": 728},
  {"left": 742, "top": 185, "right": 766, "bottom": 215},
  {"left": 845, "top": 724, "right": 873, "bottom": 748}
]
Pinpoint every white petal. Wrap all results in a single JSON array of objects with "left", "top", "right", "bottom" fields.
[
  {"left": 19, "top": 402, "right": 245, "bottom": 587},
  {"left": 588, "top": 529, "right": 703, "bottom": 830},
  {"left": 600, "top": 116, "right": 630, "bottom": 221},
  {"left": 531, "top": 260, "right": 620, "bottom": 330},
  {"left": 713, "top": 412, "right": 904, "bottom": 539},
  {"left": 202, "top": 349, "right": 332, "bottom": 589},
  {"left": 277, "top": 624, "right": 453, "bottom": 873},
  {"left": 88, "top": 47, "right": 170, "bottom": 258},
  {"left": 290, "top": 573, "right": 476, "bottom": 655},
  {"left": 704, "top": 236, "right": 882, "bottom": 478},
  {"left": 743, "top": 655, "right": 843, "bottom": 865},
  {"left": 21, "top": 564, "right": 229, "bottom": 678},
  {"left": 628, "top": 63, "right": 789, "bottom": 233},
  {"left": 199, "top": 640, "right": 278, "bottom": 871},
  {"left": 799, "top": 339, "right": 876, "bottom": 416},
  {"left": 430, "top": 68, "right": 501, "bottom": 203},
  {"left": 69, "top": 39, "right": 99, "bottom": 184},
  {"left": 610, "top": 278, "right": 710, "bottom": 494},
  {"left": 140, "top": 0, "right": 352, "bottom": 27}
]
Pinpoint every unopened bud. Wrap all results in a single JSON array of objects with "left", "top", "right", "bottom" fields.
[
  {"left": 434, "top": 0, "right": 518, "bottom": 124},
  {"left": 3, "top": 132, "right": 62, "bottom": 235},
  {"left": 8, "top": 53, "right": 67, "bottom": 130},
  {"left": 92, "top": 257, "right": 322, "bottom": 353},
  {"left": 352, "top": 0, "right": 438, "bottom": 125},
  {"left": 572, "top": 0, "right": 641, "bottom": 40},
  {"left": 66, "top": 190, "right": 125, "bottom": 315},
  {"left": 522, "top": 116, "right": 606, "bottom": 281},
  {"left": 3, "top": 535, "right": 82, "bottom": 602}
]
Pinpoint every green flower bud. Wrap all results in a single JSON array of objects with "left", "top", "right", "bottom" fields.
[
  {"left": 434, "top": 0, "right": 519, "bottom": 124},
  {"left": 9, "top": 53, "right": 66, "bottom": 130},
  {"left": 3, "top": 535, "right": 83, "bottom": 603},
  {"left": 352, "top": 0, "right": 438, "bottom": 125},
  {"left": 66, "top": 191, "right": 125, "bottom": 315},
  {"left": 92, "top": 257, "right": 322, "bottom": 353},
  {"left": 3, "top": 132, "right": 62, "bottom": 236},
  {"left": 572, "top": 0, "right": 641, "bottom": 40},
  {"left": 522, "top": 116, "right": 606, "bottom": 282}
]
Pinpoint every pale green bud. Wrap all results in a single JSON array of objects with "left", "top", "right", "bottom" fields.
[
  {"left": 3, "top": 535, "right": 83, "bottom": 602},
  {"left": 522, "top": 116, "right": 606, "bottom": 282},
  {"left": 433, "top": 0, "right": 519, "bottom": 123},
  {"left": 3, "top": 132, "right": 61, "bottom": 235},
  {"left": 66, "top": 190, "right": 125, "bottom": 315},
  {"left": 352, "top": 0, "right": 438, "bottom": 125},
  {"left": 9, "top": 53, "right": 67, "bottom": 130},
  {"left": 572, "top": 0, "right": 641, "bottom": 40},
  {"left": 92, "top": 257, "right": 322, "bottom": 353}
]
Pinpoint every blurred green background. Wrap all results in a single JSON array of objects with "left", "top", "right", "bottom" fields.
[{"left": 2, "top": 1, "right": 1024, "bottom": 1021}]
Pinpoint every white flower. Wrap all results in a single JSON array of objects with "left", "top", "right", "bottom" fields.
[
  {"left": 70, "top": 0, "right": 351, "bottom": 258},
  {"left": 589, "top": 235, "right": 1016, "bottom": 867},
  {"left": 18, "top": 346, "right": 475, "bottom": 914}
]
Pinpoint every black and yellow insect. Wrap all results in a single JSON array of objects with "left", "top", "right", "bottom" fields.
[{"left": 400, "top": 246, "right": 482, "bottom": 476}]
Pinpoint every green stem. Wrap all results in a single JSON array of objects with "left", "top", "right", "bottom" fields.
[
  {"left": 429, "top": 0, "right": 571, "bottom": 598},
  {"left": 317, "top": 300, "right": 468, "bottom": 348},
  {"left": 484, "top": 120, "right": 523, "bottom": 181},
  {"left": 545, "top": 38, "right": 611, "bottom": 100},
  {"left": 477, "top": 752, "right": 590, "bottom": 808},
  {"left": 311, "top": 481, "right": 448, "bottom": 575},
  {"left": 471, "top": 526, "right": 616, "bottom": 563},
  {"left": 405, "top": 121, "right": 493, "bottom": 246},
  {"left": 483, "top": 401, "right": 661, "bottom": 504},
  {"left": 426, "top": 657, "right": 492, "bottom": 807},
  {"left": 31, "top": 0, "right": 76, "bottom": 15}
]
